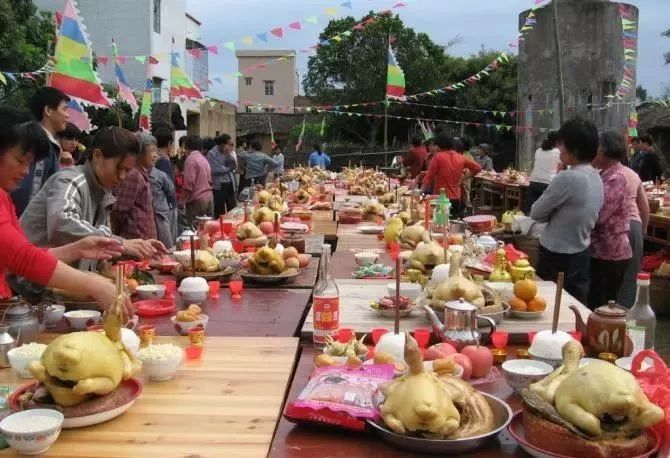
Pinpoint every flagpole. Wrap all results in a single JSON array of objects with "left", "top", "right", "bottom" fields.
[
  {"left": 384, "top": 34, "right": 391, "bottom": 166},
  {"left": 169, "top": 36, "right": 174, "bottom": 129},
  {"left": 112, "top": 39, "right": 122, "bottom": 128}
]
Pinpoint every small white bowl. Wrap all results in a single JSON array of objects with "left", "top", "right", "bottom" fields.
[
  {"left": 179, "top": 290, "right": 208, "bottom": 304},
  {"left": 171, "top": 315, "right": 209, "bottom": 335},
  {"left": 0, "top": 409, "right": 63, "bottom": 455},
  {"left": 139, "top": 347, "right": 184, "bottom": 381},
  {"left": 386, "top": 282, "right": 422, "bottom": 300},
  {"left": 45, "top": 304, "right": 65, "bottom": 328},
  {"left": 64, "top": 310, "right": 101, "bottom": 331},
  {"left": 355, "top": 252, "right": 379, "bottom": 266},
  {"left": 528, "top": 349, "right": 563, "bottom": 369},
  {"left": 502, "top": 359, "right": 554, "bottom": 391},
  {"left": 7, "top": 344, "right": 47, "bottom": 378},
  {"left": 135, "top": 284, "right": 166, "bottom": 300}
]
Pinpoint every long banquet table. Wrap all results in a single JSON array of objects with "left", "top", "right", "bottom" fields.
[{"left": 0, "top": 336, "right": 299, "bottom": 458}]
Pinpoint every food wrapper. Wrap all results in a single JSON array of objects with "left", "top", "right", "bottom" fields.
[
  {"left": 632, "top": 350, "right": 670, "bottom": 456},
  {"left": 284, "top": 364, "right": 394, "bottom": 431}
]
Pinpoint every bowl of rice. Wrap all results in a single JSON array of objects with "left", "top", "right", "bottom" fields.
[
  {"left": 0, "top": 409, "right": 63, "bottom": 455},
  {"left": 137, "top": 344, "right": 184, "bottom": 381},
  {"left": 7, "top": 343, "right": 47, "bottom": 378}
]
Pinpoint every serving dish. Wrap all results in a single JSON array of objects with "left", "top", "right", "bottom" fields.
[{"left": 239, "top": 269, "right": 300, "bottom": 285}]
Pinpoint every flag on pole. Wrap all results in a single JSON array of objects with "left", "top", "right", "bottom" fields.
[
  {"left": 319, "top": 116, "right": 326, "bottom": 137},
  {"left": 269, "top": 116, "right": 277, "bottom": 149},
  {"left": 139, "top": 65, "right": 153, "bottom": 132},
  {"left": 50, "top": 0, "right": 111, "bottom": 106},
  {"left": 386, "top": 44, "right": 406, "bottom": 100},
  {"left": 66, "top": 98, "right": 93, "bottom": 132},
  {"left": 170, "top": 50, "right": 203, "bottom": 100},
  {"left": 295, "top": 117, "right": 306, "bottom": 152},
  {"left": 112, "top": 39, "right": 138, "bottom": 113}
]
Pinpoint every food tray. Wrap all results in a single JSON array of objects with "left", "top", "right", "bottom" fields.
[{"left": 239, "top": 269, "right": 300, "bottom": 285}]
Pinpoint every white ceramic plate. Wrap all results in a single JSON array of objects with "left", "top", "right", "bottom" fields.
[{"left": 358, "top": 225, "right": 384, "bottom": 234}]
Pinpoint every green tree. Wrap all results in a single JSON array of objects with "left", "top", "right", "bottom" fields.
[
  {"left": 0, "top": 0, "right": 55, "bottom": 108},
  {"left": 84, "top": 84, "right": 136, "bottom": 131},
  {"left": 636, "top": 85, "right": 648, "bottom": 102},
  {"left": 303, "top": 11, "right": 449, "bottom": 145}
]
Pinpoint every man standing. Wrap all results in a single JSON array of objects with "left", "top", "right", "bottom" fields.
[
  {"left": 207, "top": 134, "right": 237, "bottom": 216},
  {"left": 152, "top": 126, "right": 178, "bottom": 241},
  {"left": 475, "top": 144, "right": 494, "bottom": 171},
  {"left": 271, "top": 143, "right": 285, "bottom": 180},
  {"left": 308, "top": 144, "right": 331, "bottom": 169},
  {"left": 404, "top": 137, "right": 427, "bottom": 178},
  {"left": 237, "top": 139, "right": 280, "bottom": 190},
  {"left": 183, "top": 135, "right": 213, "bottom": 226},
  {"left": 11, "top": 88, "right": 70, "bottom": 216},
  {"left": 636, "top": 135, "right": 666, "bottom": 181},
  {"left": 421, "top": 133, "right": 482, "bottom": 217}
]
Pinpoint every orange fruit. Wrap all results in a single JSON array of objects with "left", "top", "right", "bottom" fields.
[
  {"left": 125, "top": 279, "right": 139, "bottom": 294},
  {"left": 514, "top": 279, "right": 538, "bottom": 301},
  {"left": 528, "top": 296, "right": 547, "bottom": 312},
  {"left": 509, "top": 297, "right": 528, "bottom": 311}
]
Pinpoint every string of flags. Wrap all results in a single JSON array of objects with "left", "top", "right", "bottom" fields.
[{"left": 614, "top": 3, "right": 637, "bottom": 101}]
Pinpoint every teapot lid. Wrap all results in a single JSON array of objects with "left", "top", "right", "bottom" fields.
[
  {"left": 445, "top": 298, "right": 476, "bottom": 312},
  {"left": 594, "top": 300, "right": 627, "bottom": 317},
  {"left": 6, "top": 305, "right": 31, "bottom": 317}
]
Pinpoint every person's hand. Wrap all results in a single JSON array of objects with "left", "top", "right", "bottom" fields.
[
  {"left": 148, "top": 239, "right": 168, "bottom": 255},
  {"left": 74, "top": 236, "right": 124, "bottom": 260},
  {"left": 88, "top": 279, "right": 134, "bottom": 322},
  {"left": 122, "top": 239, "right": 158, "bottom": 260}
]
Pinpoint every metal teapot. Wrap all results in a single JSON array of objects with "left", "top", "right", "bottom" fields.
[
  {"left": 176, "top": 229, "right": 199, "bottom": 251},
  {"left": 1, "top": 302, "right": 43, "bottom": 345},
  {"left": 422, "top": 298, "right": 496, "bottom": 351}
]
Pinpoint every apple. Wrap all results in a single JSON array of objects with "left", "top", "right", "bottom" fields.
[
  {"left": 285, "top": 257, "right": 300, "bottom": 269},
  {"left": 461, "top": 345, "right": 493, "bottom": 379},
  {"left": 424, "top": 342, "right": 457, "bottom": 361},
  {"left": 283, "top": 247, "right": 299, "bottom": 259},
  {"left": 297, "top": 254, "right": 311, "bottom": 268},
  {"left": 450, "top": 353, "right": 473, "bottom": 380},
  {"left": 259, "top": 221, "right": 275, "bottom": 235}
]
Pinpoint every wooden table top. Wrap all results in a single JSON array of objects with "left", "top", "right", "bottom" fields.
[
  {"left": 301, "top": 280, "right": 590, "bottom": 342},
  {"left": 329, "top": 249, "right": 394, "bottom": 279},
  {"left": 474, "top": 175, "right": 529, "bottom": 189},
  {"left": 335, "top": 232, "right": 386, "bottom": 251},
  {"left": 0, "top": 336, "right": 299, "bottom": 458},
  {"left": 269, "top": 344, "right": 528, "bottom": 458}
]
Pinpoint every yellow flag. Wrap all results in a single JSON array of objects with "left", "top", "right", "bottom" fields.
[
  {"left": 0, "top": 73, "right": 6, "bottom": 85},
  {"left": 325, "top": 7, "right": 337, "bottom": 16}
]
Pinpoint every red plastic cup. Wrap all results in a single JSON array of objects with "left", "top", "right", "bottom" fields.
[
  {"left": 208, "top": 281, "right": 220, "bottom": 298},
  {"left": 568, "top": 331, "right": 582, "bottom": 343},
  {"left": 221, "top": 220, "right": 233, "bottom": 235},
  {"left": 185, "top": 345, "right": 203, "bottom": 360},
  {"left": 527, "top": 331, "right": 538, "bottom": 345},
  {"left": 229, "top": 280, "right": 243, "bottom": 299},
  {"left": 371, "top": 328, "right": 389, "bottom": 345},
  {"left": 232, "top": 239, "right": 244, "bottom": 253},
  {"left": 412, "top": 328, "right": 431, "bottom": 349},
  {"left": 491, "top": 331, "right": 509, "bottom": 349},
  {"left": 336, "top": 328, "right": 356, "bottom": 343},
  {"left": 164, "top": 280, "right": 177, "bottom": 298}
]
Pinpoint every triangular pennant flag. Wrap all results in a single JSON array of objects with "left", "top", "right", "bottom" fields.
[
  {"left": 342, "top": 31, "right": 352, "bottom": 37},
  {"left": 241, "top": 36, "right": 253, "bottom": 45},
  {"left": 207, "top": 45, "right": 218, "bottom": 55},
  {"left": 341, "top": 1, "right": 352, "bottom": 8},
  {"left": 270, "top": 27, "right": 283, "bottom": 38},
  {"left": 0, "top": 73, "right": 6, "bottom": 85},
  {"left": 305, "top": 16, "right": 318, "bottom": 25},
  {"left": 256, "top": 33, "right": 268, "bottom": 42},
  {"left": 97, "top": 56, "right": 109, "bottom": 65},
  {"left": 112, "top": 39, "right": 138, "bottom": 113},
  {"left": 288, "top": 22, "right": 301, "bottom": 30},
  {"left": 135, "top": 55, "right": 146, "bottom": 64},
  {"left": 170, "top": 52, "right": 203, "bottom": 100},
  {"left": 149, "top": 56, "right": 159, "bottom": 64},
  {"left": 188, "top": 48, "right": 202, "bottom": 59},
  {"left": 5, "top": 73, "right": 16, "bottom": 82},
  {"left": 224, "top": 42, "right": 235, "bottom": 51},
  {"left": 331, "top": 35, "right": 342, "bottom": 42},
  {"left": 324, "top": 7, "right": 337, "bottom": 16}
]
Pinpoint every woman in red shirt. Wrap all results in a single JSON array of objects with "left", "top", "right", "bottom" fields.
[{"left": 0, "top": 109, "right": 132, "bottom": 318}]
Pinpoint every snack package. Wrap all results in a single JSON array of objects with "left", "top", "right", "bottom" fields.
[
  {"left": 632, "top": 350, "right": 670, "bottom": 457},
  {"left": 284, "top": 364, "right": 394, "bottom": 431}
]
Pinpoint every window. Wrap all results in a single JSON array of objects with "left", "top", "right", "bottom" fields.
[
  {"left": 263, "top": 108, "right": 275, "bottom": 113},
  {"left": 264, "top": 80, "right": 275, "bottom": 96},
  {"left": 245, "top": 77, "right": 252, "bottom": 86},
  {"left": 153, "top": 0, "right": 161, "bottom": 33},
  {"left": 152, "top": 77, "right": 163, "bottom": 102},
  {"left": 245, "top": 106, "right": 252, "bottom": 113}
]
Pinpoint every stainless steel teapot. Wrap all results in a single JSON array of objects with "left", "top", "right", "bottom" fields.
[{"left": 422, "top": 298, "right": 496, "bottom": 351}]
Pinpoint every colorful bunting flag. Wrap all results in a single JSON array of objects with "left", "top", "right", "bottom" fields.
[
  {"left": 50, "top": 0, "right": 111, "bottom": 106},
  {"left": 386, "top": 44, "right": 406, "bottom": 100},
  {"left": 256, "top": 33, "right": 268, "bottom": 43},
  {"left": 139, "top": 64, "right": 153, "bottom": 132},
  {"left": 288, "top": 22, "right": 301, "bottom": 31},
  {"left": 271, "top": 27, "right": 284, "bottom": 38},
  {"left": 112, "top": 39, "right": 138, "bottom": 113},
  {"left": 305, "top": 16, "right": 318, "bottom": 24},
  {"left": 66, "top": 98, "right": 93, "bottom": 132},
  {"left": 170, "top": 52, "right": 203, "bottom": 100}
]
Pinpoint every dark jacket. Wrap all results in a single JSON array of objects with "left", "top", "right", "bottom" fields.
[{"left": 10, "top": 138, "right": 59, "bottom": 217}]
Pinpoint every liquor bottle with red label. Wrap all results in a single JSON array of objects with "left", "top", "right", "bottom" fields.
[{"left": 312, "top": 244, "right": 340, "bottom": 348}]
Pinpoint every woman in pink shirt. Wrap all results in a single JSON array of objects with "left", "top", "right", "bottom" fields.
[
  {"left": 182, "top": 135, "right": 213, "bottom": 227},
  {"left": 588, "top": 131, "right": 632, "bottom": 309}
]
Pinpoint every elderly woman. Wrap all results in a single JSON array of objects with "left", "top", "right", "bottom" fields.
[
  {"left": 588, "top": 131, "right": 633, "bottom": 309},
  {"left": 530, "top": 118, "right": 603, "bottom": 305},
  {"left": 110, "top": 132, "right": 158, "bottom": 240},
  {"left": 0, "top": 108, "right": 132, "bottom": 317}
]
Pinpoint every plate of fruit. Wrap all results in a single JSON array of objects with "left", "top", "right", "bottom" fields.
[
  {"left": 369, "top": 296, "right": 416, "bottom": 317},
  {"left": 508, "top": 280, "right": 547, "bottom": 319}
]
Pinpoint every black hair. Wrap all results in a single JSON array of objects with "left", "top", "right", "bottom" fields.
[
  {"left": 202, "top": 136, "right": 215, "bottom": 152},
  {"left": 453, "top": 138, "right": 465, "bottom": 153},
  {"left": 184, "top": 135, "right": 203, "bottom": 152},
  {"left": 425, "top": 138, "right": 434, "bottom": 147},
  {"left": 0, "top": 106, "right": 50, "bottom": 161},
  {"left": 178, "top": 135, "right": 187, "bottom": 147},
  {"left": 411, "top": 136, "right": 423, "bottom": 147},
  {"left": 90, "top": 126, "right": 140, "bottom": 158},
  {"left": 153, "top": 126, "right": 174, "bottom": 149},
  {"left": 638, "top": 134, "right": 653, "bottom": 145},
  {"left": 29, "top": 87, "right": 70, "bottom": 121},
  {"left": 250, "top": 138, "right": 263, "bottom": 151},
  {"left": 172, "top": 156, "right": 185, "bottom": 171},
  {"left": 435, "top": 132, "right": 454, "bottom": 150},
  {"left": 541, "top": 131, "right": 559, "bottom": 151},
  {"left": 215, "top": 134, "right": 231, "bottom": 146},
  {"left": 313, "top": 144, "right": 322, "bottom": 153},
  {"left": 59, "top": 122, "right": 81, "bottom": 140},
  {"left": 461, "top": 137, "right": 472, "bottom": 151},
  {"left": 557, "top": 117, "right": 599, "bottom": 163},
  {"left": 599, "top": 131, "right": 627, "bottom": 162},
  {"left": 479, "top": 143, "right": 491, "bottom": 155}
]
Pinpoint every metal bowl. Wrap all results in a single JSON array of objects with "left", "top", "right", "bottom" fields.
[
  {"left": 477, "top": 303, "right": 510, "bottom": 326},
  {"left": 239, "top": 269, "right": 300, "bottom": 285},
  {"left": 367, "top": 392, "right": 513, "bottom": 455}
]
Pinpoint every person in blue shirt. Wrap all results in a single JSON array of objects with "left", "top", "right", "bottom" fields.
[
  {"left": 11, "top": 88, "right": 70, "bottom": 216},
  {"left": 308, "top": 144, "right": 331, "bottom": 169}
]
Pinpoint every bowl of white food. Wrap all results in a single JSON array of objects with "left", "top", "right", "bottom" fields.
[
  {"left": 0, "top": 409, "right": 63, "bottom": 455},
  {"left": 386, "top": 282, "right": 422, "bottom": 301},
  {"left": 135, "top": 284, "right": 166, "bottom": 300},
  {"left": 502, "top": 359, "right": 554, "bottom": 391},
  {"left": 138, "top": 344, "right": 184, "bottom": 381},
  {"left": 64, "top": 310, "right": 101, "bottom": 331},
  {"left": 7, "top": 343, "right": 48, "bottom": 378}
]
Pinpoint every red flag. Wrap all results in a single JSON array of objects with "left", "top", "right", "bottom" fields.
[
  {"left": 207, "top": 45, "right": 218, "bottom": 55},
  {"left": 288, "top": 22, "right": 301, "bottom": 30},
  {"left": 270, "top": 27, "right": 283, "bottom": 38}
]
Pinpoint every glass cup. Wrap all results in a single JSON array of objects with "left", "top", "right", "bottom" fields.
[
  {"left": 138, "top": 325, "right": 155, "bottom": 348},
  {"left": 164, "top": 280, "right": 177, "bottom": 298},
  {"left": 188, "top": 326, "right": 205, "bottom": 347},
  {"left": 491, "top": 331, "right": 509, "bottom": 349},
  {"left": 229, "top": 280, "right": 243, "bottom": 299},
  {"left": 371, "top": 328, "right": 389, "bottom": 345},
  {"left": 412, "top": 328, "right": 431, "bottom": 349},
  {"left": 208, "top": 281, "right": 220, "bottom": 299},
  {"left": 336, "top": 328, "right": 355, "bottom": 343}
]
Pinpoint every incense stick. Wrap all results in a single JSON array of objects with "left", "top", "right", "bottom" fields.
[{"left": 552, "top": 272, "right": 564, "bottom": 334}]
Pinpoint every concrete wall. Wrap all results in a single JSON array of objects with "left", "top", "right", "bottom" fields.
[
  {"left": 198, "top": 101, "right": 236, "bottom": 138},
  {"left": 516, "top": 0, "right": 638, "bottom": 170},
  {"left": 236, "top": 50, "right": 297, "bottom": 112}
]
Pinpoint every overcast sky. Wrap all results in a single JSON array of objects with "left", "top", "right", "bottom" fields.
[{"left": 185, "top": 0, "right": 670, "bottom": 103}]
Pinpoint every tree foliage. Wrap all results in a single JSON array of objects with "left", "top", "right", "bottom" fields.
[
  {"left": 0, "top": 0, "right": 55, "bottom": 108},
  {"left": 636, "top": 85, "right": 648, "bottom": 102},
  {"left": 664, "top": 29, "right": 669, "bottom": 65}
]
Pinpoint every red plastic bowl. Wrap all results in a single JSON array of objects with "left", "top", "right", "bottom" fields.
[{"left": 134, "top": 299, "right": 176, "bottom": 317}]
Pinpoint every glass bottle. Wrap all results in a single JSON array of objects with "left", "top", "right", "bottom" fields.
[
  {"left": 312, "top": 244, "right": 340, "bottom": 348},
  {"left": 626, "top": 273, "right": 656, "bottom": 356}
]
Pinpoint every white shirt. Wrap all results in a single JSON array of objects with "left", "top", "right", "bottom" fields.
[{"left": 530, "top": 147, "right": 561, "bottom": 184}]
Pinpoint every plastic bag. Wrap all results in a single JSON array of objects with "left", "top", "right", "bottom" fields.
[{"left": 632, "top": 350, "right": 670, "bottom": 457}]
